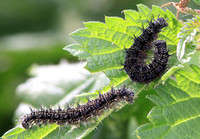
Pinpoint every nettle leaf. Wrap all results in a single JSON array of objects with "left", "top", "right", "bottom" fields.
[
  {"left": 177, "top": 16, "right": 200, "bottom": 61},
  {"left": 63, "top": 4, "right": 200, "bottom": 138},
  {"left": 133, "top": 65, "right": 200, "bottom": 139},
  {"left": 63, "top": 4, "right": 186, "bottom": 138},
  {"left": 64, "top": 4, "right": 182, "bottom": 89}
]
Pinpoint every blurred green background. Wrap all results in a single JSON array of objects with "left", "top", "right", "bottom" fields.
[{"left": 0, "top": 0, "right": 199, "bottom": 137}]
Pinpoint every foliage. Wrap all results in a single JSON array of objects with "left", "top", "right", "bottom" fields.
[
  {"left": 192, "top": 0, "right": 200, "bottom": 5},
  {"left": 133, "top": 65, "right": 200, "bottom": 138},
  {"left": 2, "top": 4, "right": 200, "bottom": 139}
]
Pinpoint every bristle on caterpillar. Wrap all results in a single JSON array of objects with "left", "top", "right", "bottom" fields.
[
  {"left": 20, "top": 86, "right": 134, "bottom": 129},
  {"left": 123, "top": 17, "right": 170, "bottom": 84}
]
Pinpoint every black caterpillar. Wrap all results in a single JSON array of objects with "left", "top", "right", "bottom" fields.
[
  {"left": 20, "top": 86, "right": 134, "bottom": 129},
  {"left": 123, "top": 17, "right": 170, "bottom": 84}
]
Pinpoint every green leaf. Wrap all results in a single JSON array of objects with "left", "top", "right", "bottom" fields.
[
  {"left": 192, "top": 0, "right": 200, "bottom": 5},
  {"left": 133, "top": 65, "right": 200, "bottom": 139},
  {"left": 64, "top": 4, "right": 182, "bottom": 88},
  {"left": 62, "top": 4, "right": 185, "bottom": 138}
]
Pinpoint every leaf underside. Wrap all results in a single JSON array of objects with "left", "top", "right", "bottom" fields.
[{"left": 177, "top": 16, "right": 200, "bottom": 61}]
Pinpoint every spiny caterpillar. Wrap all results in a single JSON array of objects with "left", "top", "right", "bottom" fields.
[
  {"left": 123, "top": 17, "right": 170, "bottom": 84},
  {"left": 20, "top": 86, "right": 134, "bottom": 129}
]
